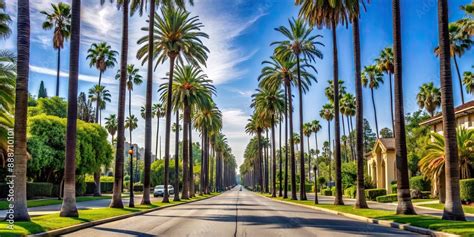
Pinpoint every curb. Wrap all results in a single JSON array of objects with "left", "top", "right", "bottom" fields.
[
  {"left": 260, "top": 195, "right": 459, "bottom": 237},
  {"left": 28, "top": 194, "right": 219, "bottom": 237}
]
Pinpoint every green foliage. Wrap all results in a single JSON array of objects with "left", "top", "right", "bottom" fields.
[
  {"left": 405, "top": 111, "right": 431, "bottom": 176},
  {"left": 409, "top": 176, "right": 431, "bottom": 191},
  {"left": 27, "top": 182, "right": 53, "bottom": 199},
  {"left": 460, "top": 178, "right": 474, "bottom": 202},
  {"left": 341, "top": 162, "right": 357, "bottom": 188},
  {"left": 27, "top": 114, "right": 113, "bottom": 183},
  {"left": 344, "top": 186, "right": 356, "bottom": 198},
  {"left": 28, "top": 96, "right": 68, "bottom": 118},
  {"left": 364, "top": 188, "right": 387, "bottom": 201},
  {"left": 363, "top": 119, "right": 376, "bottom": 153},
  {"left": 85, "top": 175, "right": 114, "bottom": 183},
  {"left": 376, "top": 194, "right": 398, "bottom": 203},
  {"left": 391, "top": 184, "right": 397, "bottom": 193},
  {"left": 38, "top": 80, "right": 48, "bottom": 98},
  {"left": 150, "top": 158, "right": 183, "bottom": 187},
  {"left": 320, "top": 188, "right": 332, "bottom": 196}
]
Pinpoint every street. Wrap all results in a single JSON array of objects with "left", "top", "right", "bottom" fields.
[{"left": 64, "top": 187, "right": 423, "bottom": 237}]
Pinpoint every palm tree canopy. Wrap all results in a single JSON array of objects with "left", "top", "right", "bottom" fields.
[
  {"left": 325, "top": 79, "right": 346, "bottom": 103},
  {"left": 41, "top": 2, "right": 71, "bottom": 49},
  {"left": 361, "top": 65, "right": 384, "bottom": 89},
  {"left": 130, "top": 0, "right": 193, "bottom": 17},
  {"left": 340, "top": 93, "right": 356, "bottom": 116},
  {"left": 153, "top": 103, "right": 166, "bottom": 118},
  {"left": 116, "top": 64, "right": 143, "bottom": 91},
  {"left": 193, "top": 103, "right": 222, "bottom": 133},
  {"left": 416, "top": 82, "right": 441, "bottom": 116},
  {"left": 125, "top": 114, "right": 139, "bottom": 131},
  {"left": 375, "top": 47, "right": 394, "bottom": 74},
  {"left": 295, "top": 0, "right": 364, "bottom": 28},
  {"left": 434, "top": 23, "right": 473, "bottom": 58},
  {"left": 250, "top": 87, "right": 285, "bottom": 122},
  {"left": 105, "top": 114, "right": 118, "bottom": 137},
  {"left": 0, "top": 0, "right": 12, "bottom": 39},
  {"left": 86, "top": 42, "right": 118, "bottom": 72},
  {"left": 464, "top": 69, "right": 474, "bottom": 94},
  {"left": 303, "top": 123, "right": 312, "bottom": 137},
  {"left": 137, "top": 6, "right": 209, "bottom": 69},
  {"left": 311, "top": 120, "right": 322, "bottom": 134},
  {"left": 320, "top": 103, "right": 334, "bottom": 121},
  {"left": 88, "top": 84, "right": 112, "bottom": 110}
]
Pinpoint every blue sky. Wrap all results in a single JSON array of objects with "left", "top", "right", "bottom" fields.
[{"left": 3, "top": 0, "right": 473, "bottom": 167}]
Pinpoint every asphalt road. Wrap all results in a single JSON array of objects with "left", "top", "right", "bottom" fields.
[{"left": 64, "top": 187, "right": 424, "bottom": 237}]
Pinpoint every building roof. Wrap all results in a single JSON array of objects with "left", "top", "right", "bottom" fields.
[
  {"left": 377, "top": 138, "right": 395, "bottom": 151},
  {"left": 420, "top": 100, "right": 474, "bottom": 126}
]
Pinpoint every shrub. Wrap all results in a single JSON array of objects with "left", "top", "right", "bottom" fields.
[
  {"left": 391, "top": 184, "right": 397, "bottom": 193},
  {"left": 85, "top": 181, "right": 114, "bottom": 194},
  {"left": 330, "top": 187, "right": 336, "bottom": 196},
  {"left": 305, "top": 183, "right": 312, "bottom": 192},
  {"left": 460, "top": 178, "right": 474, "bottom": 202},
  {"left": 410, "top": 176, "right": 430, "bottom": 191},
  {"left": 317, "top": 176, "right": 326, "bottom": 187},
  {"left": 344, "top": 186, "right": 356, "bottom": 198},
  {"left": 27, "top": 182, "right": 53, "bottom": 199},
  {"left": 365, "top": 188, "right": 387, "bottom": 201},
  {"left": 133, "top": 183, "right": 144, "bottom": 192},
  {"left": 321, "top": 188, "right": 332, "bottom": 196},
  {"left": 376, "top": 194, "right": 397, "bottom": 203}
]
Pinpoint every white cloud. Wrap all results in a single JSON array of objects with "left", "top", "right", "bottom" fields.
[
  {"left": 29, "top": 65, "right": 117, "bottom": 84},
  {"left": 221, "top": 108, "right": 251, "bottom": 166}
]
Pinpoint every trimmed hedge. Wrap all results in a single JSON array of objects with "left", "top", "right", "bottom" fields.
[
  {"left": 321, "top": 188, "right": 332, "bottom": 196},
  {"left": 85, "top": 182, "right": 114, "bottom": 194},
  {"left": 365, "top": 188, "right": 387, "bottom": 201},
  {"left": 410, "top": 176, "right": 431, "bottom": 191},
  {"left": 376, "top": 194, "right": 397, "bottom": 203},
  {"left": 331, "top": 187, "right": 336, "bottom": 196},
  {"left": 133, "top": 183, "right": 144, "bottom": 192},
  {"left": 460, "top": 178, "right": 474, "bottom": 202},
  {"left": 391, "top": 184, "right": 397, "bottom": 193},
  {"left": 27, "top": 182, "right": 53, "bottom": 199},
  {"left": 344, "top": 186, "right": 356, "bottom": 198}
]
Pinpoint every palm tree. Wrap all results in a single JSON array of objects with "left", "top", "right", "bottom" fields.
[
  {"left": 340, "top": 93, "right": 356, "bottom": 160},
  {"left": 437, "top": 0, "right": 466, "bottom": 221},
  {"left": 12, "top": 0, "right": 31, "bottom": 221},
  {"left": 464, "top": 70, "right": 473, "bottom": 94},
  {"left": 420, "top": 128, "right": 474, "bottom": 204},
  {"left": 457, "top": 2, "right": 473, "bottom": 37},
  {"left": 160, "top": 65, "right": 215, "bottom": 199},
  {"left": 172, "top": 111, "right": 181, "bottom": 201},
  {"left": 0, "top": 51, "right": 15, "bottom": 165},
  {"left": 375, "top": 47, "right": 395, "bottom": 132},
  {"left": 88, "top": 84, "right": 112, "bottom": 125},
  {"left": 251, "top": 87, "right": 285, "bottom": 197},
  {"left": 361, "top": 65, "right": 383, "bottom": 138},
  {"left": 105, "top": 114, "right": 118, "bottom": 144},
  {"left": 303, "top": 123, "right": 312, "bottom": 182},
  {"left": 41, "top": 2, "right": 71, "bottom": 97},
  {"left": 296, "top": 0, "right": 353, "bottom": 206},
  {"left": 319, "top": 103, "right": 334, "bottom": 184},
  {"left": 137, "top": 6, "right": 208, "bottom": 203},
  {"left": 59, "top": 0, "right": 80, "bottom": 217},
  {"left": 434, "top": 23, "right": 473, "bottom": 105},
  {"left": 153, "top": 103, "right": 165, "bottom": 158},
  {"left": 273, "top": 18, "right": 322, "bottom": 200},
  {"left": 125, "top": 114, "right": 138, "bottom": 207},
  {"left": 416, "top": 82, "right": 441, "bottom": 117},
  {"left": 0, "top": 0, "right": 11, "bottom": 39},
  {"left": 87, "top": 42, "right": 118, "bottom": 87},
  {"left": 246, "top": 114, "right": 264, "bottom": 192},
  {"left": 392, "top": 0, "right": 416, "bottom": 215}
]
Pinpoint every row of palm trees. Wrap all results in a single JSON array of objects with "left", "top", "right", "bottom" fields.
[
  {"left": 241, "top": 0, "right": 471, "bottom": 221},
  {"left": 10, "top": 0, "right": 237, "bottom": 221}
]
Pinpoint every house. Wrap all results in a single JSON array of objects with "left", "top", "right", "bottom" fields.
[
  {"left": 420, "top": 100, "right": 474, "bottom": 133},
  {"left": 367, "top": 138, "right": 397, "bottom": 194}
]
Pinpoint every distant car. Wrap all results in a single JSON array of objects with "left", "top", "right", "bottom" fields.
[{"left": 154, "top": 185, "right": 174, "bottom": 197}]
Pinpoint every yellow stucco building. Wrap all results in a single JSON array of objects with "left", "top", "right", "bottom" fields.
[{"left": 367, "top": 138, "right": 396, "bottom": 194}]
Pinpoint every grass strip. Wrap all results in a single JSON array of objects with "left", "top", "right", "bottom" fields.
[{"left": 0, "top": 196, "right": 112, "bottom": 210}]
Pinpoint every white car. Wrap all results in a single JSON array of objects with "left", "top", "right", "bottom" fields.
[{"left": 154, "top": 185, "right": 174, "bottom": 197}]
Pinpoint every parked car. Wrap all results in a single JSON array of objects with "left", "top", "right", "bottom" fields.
[{"left": 154, "top": 185, "right": 174, "bottom": 197}]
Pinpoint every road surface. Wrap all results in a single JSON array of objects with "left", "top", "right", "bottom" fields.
[{"left": 64, "top": 187, "right": 423, "bottom": 237}]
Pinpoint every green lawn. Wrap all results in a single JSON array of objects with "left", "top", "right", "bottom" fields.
[
  {"left": 0, "top": 193, "right": 217, "bottom": 237},
  {"left": 419, "top": 203, "right": 474, "bottom": 215},
  {"left": 411, "top": 198, "right": 437, "bottom": 203},
  {"left": 0, "top": 196, "right": 111, "bottom": 210},
  {"left": 263, "top": 194, "right": 474, "bottom": 237}
]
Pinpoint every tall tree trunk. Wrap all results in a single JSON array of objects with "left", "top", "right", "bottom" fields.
[
  {"left": 287, "top": 82, "right": 297, "bottom": 200},
  {"left": 174, "top": 110, "right": 181, "bottom": 201},
  {"left": 389, "top": 73, "right": 395, "bottom": 133},
  {"left": 279, "top": 117, "right": 283, "bottom": 197},
  {"left": 296, "top": 56, "right": 307, "bottom": 200},
  {"left": 257, "top": 129, "right": 264, "bottom": 192},
  {"left": 189, "top": 121, "right": 195, "bottom": 197},
  {"left": 163, "top": 55, "right": 176, "bottom": 203},
  {"left": 332, "top": 21, "right": 344, "bottom": 205},
  {"left": 155, "top": 118, "right": 160, "bottom": 159},
  {"left": 141, "top": 0, "right": 155, "bottom": 206},
  {"left": 93, "top": 82, "right": 102, "bottom": 197},
  {"left": 284, "top": 86, "right": 289, "bottom": 199},
  {"left": 437, "top": 0, "right": 466, "bottom": 221},
  {"left": 265, "top": 130, "right": 269, "bottom": 193},
  {"left": 327, "top": 120, "right": 331, "bottom": 184},
  {"left": 452, "top": 55, "right": 465, "bottom": 105},
  {"left": 60, "top": 0, "right": 80, "bottom": 217},
  {"left": 12, "top": 0, "right": 31, "bottom": 221},
  {"left": 271, "top": 116, "right": 277, "bottom": 197},
  {"left": 353, "top": 15, "right": 368, "bottom": 208},
  {"left": 128, "top": 145, "right": 134, "bottom": 207},
  {"left": 313, "top": 166, "right": 318, "bottom": 204},
  {"left": 182, "top": 101, "right": 190, "bottom": 199},
  {"left": 307, "top": 136, "right": 311, "bottom": 182},
  {"left": 110, "top": 0, "right": 128, "bottom": 208},
  {"left": 371, "top": 88, "right": 380, "bottom": 139},
  {"left": 393, "top": 0, "right": 416, "bottom": 215},
  {"left": 341, "top": 114, "right": 347, "bottom": 162},
  {"left": 200, "top": 131, "right": 204, "bottom": 195},
  {"left": 56, "top": 48, "right": 60, "bottom": 97},
  {"left": 347, "top": 115, "right": 355, "bottom": 161}
]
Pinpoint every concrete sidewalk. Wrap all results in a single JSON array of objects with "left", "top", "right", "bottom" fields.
[{"left": 306, "top": 194, "right": 474, "bottom": 221}]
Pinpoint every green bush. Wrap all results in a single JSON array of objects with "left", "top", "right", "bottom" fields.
[
  {"left": 410, "top": 176, "right": 430, "bottom": 191},
  {"left": 85, "top": 181, "right": 114, "bottom": 194},
  {"left": 391, "top": 184, "right": 397, "bottom": 193},
  {"left": 27, "top": 182, "right": 53, "bottom": 199},
  {"left": 331, "top": 187, "right": 336, "bottom": 196},
  {"left": 376, "top": 194, "right": 397, "bottom": 203},
  {"left": 0, "top": 183, "right": 9, "bottom": 198},
  {"left": 344, "top": 186, "right": 356, "bottom": 198},
  {"left": 133, "top": 183, "right": 144, "bottom": 192},
  {"left": 365, "top": 188, "right": 387, "bottom": 201},
  {"left": 321, "top": 188, "right": 332, "bottom": 196},
  {"left": 460, "top": 178, "right": 474, "bottom": 202}
]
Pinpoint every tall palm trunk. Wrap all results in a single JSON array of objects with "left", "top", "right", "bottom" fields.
[
  {"left": 56, "top": 48, "right": 61, "bottom": 97},
  {"left": 279, "top": 117, "right": 283, "bottom": 197},
  {"left": 341, "top": 114, "right": 347, "bottom": 162},
  {"left": 393, "top": 0, "right": 416, "bottom": 215},
  {"left": 389, "top": 73, "right": 395, "bottom": 133},
  {"left": 189, "top": 121, "right": 195, "bottom": 197},
  {"left": 452, "top": 55, "right": 464, "bottom": 105},
  {"left": 174, "top": 110, "right": 181, "bottom": 201},
  {"left": 332, "top": 21, "right": 343, "bottom": 205},
  {"left": 128, "top": 89, "right": 135, "bottom": 207},
  {"left": 353, "top": 15, "right": 368, "bottom": 208},
  {"left": 110, "top": 0, "right": 128, "bottom": 208},
  {"left": 265, "top": 130, "right": 269, "bottom": 193},
  {"left": 271, "top": 116, "right": 277, "bottom": 197},
  {"left": 370, "top": 88, "right": 380, "bottom": 138},
  {"left": 286, "top": 81, "right": 297, "bottom": 200},
  {"left": 257, "top": 129, "right": 264, "bottom": 192},
  {"left": 141, "top": 0, "right": 155, "bottom": 206},
  {"left": 438, "top": 0, "right": 466, "bottom": 221},
  {"left": 12, "top": 0, "right": 31, "bottom": 221},
  {"left": 94, "top": 84, "right": 102, "bottom": 197},
  {"left": 296, "top": 56, "right": 307, "bottom": 200},
  {"left": 346, "top": 115, "right": 354, "bottom": 161},
  {"left": 155, "top": 117, "right": 160, "bottom": 158},
  {"left": 284, "top": 85, "right": 289, "bottom": 199},
  {"left": 307, "top": 136, "right": 311, "bottom": 182},
  {"left": 60, "top": 0, "right": 80, "bottom": 217},
  {"left": 327, "top": 120, "right": 331, "bottom": 183},
  {"left": 163, "top": 55, "right": 176, "bottom": 203},
  {"left": 182, "top": 101, "right": 190, "bottom": 199},
  {"left": 200, "top": 131, "right": 204, "bottom": 195}
]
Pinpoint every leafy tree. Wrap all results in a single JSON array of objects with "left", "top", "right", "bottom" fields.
[
  {"left": 380, "top": 128, "right": 393, "bottom": 138},
  {"left": 38, "top": 81, "right": 48, "bottom": 98},
  {"left": 362, "top": 119, "right": 376, "bottom": 153},
  {"left": 29, "top": 97, "right": 68, "bottom": 118}
]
